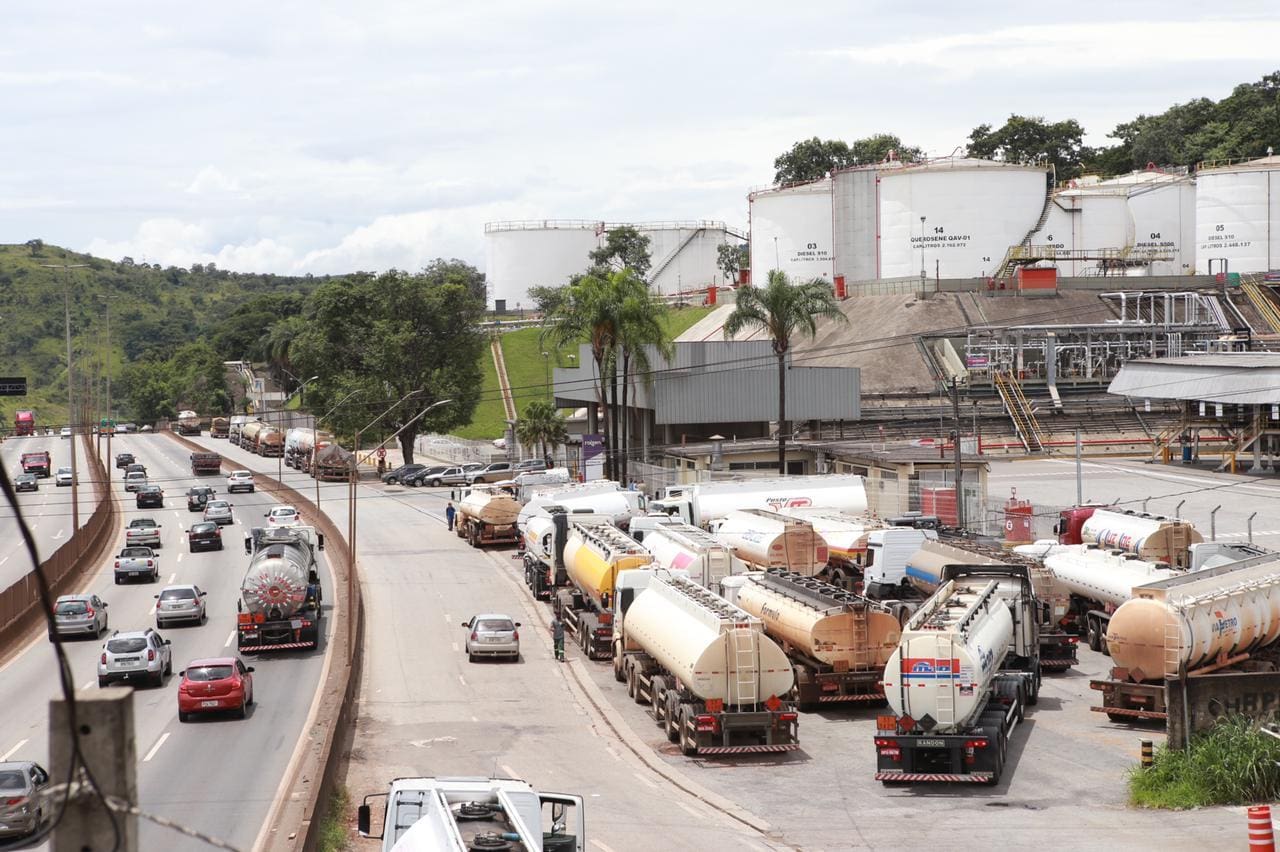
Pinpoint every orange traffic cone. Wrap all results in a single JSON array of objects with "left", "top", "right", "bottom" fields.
[{"left": 1249, "top": 806, "right": 1276, "bottom": 851}]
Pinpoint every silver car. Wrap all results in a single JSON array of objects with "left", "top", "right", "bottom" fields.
[
  {"left": 0, "top": 761, "right": 50, "bottom": 840},
  {"left": 155, "top": 584, "right": 207, "bottom": 628},
  {"left": 422, "top": 466, "right": 470, "bottom": 488},
  {"left": 204, "top": 499, "right": 234, "bottom": 525},
  {"left": 98, "top": 628, "right": 172, "bottom": 688},
  {"left": 123, "top": 469, "right": 148, "bottom": 492},
  {"left": 50, "top": 594, "right": 108, "bottom": 639},
  {"left": 125, "top": 517, "right": 163, "bottom": 548},
  {"left": 54, "top": 466, "right": 74, "bottom": 487},
  {"left": 461, "top": 613, "right": 521, "bottom": 662}
]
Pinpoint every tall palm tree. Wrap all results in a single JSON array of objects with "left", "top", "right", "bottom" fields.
[
  {"left": 722, "top": 270, "right": 846, "bottom": 475},
  {"left": 516, "top": 399, "right": 568, "bottom": 462},
  {"left": 258, "top": 315, "right": 307, "bottom": 389},
  {"left": 615, "top": 282, "right": 673, "bottom": 483}
]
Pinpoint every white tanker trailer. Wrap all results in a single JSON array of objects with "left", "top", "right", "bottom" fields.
[
  {"left": 713, "top": 509, "right": 829, "bottom": 576},
  {"left": 1090, "top": 551, "right": 1280, "bottom": 723},
  {"left": 519, "top": 507, "right": 615, "bottom": 600},
  {"left": 629, "top": 516, "right": 739, "bottom": 588},
  {"left": 518, "top": 482, "right": 646, "bottom": 531},
  {"left": 238, "top": 526, "right": 325, "bottom": 652},
  {"left": 1056, "top": 507, "right": 1203, "bottom": 566},
  {"left": 650, "top": 474, "right": 867, "bottom": 527},
  {"left": 777, "top": 507, "right": 884, "bottom": 568},
  {"left": 735, "top": 569, "right": 900, "bottom": 709},
  {"left": 875, "top": 564, "right": 1042, "bottom": 786},
  {"left": 455, "top": 486, "right": 522, "bottom": 548},
  {"left": 614, "top": 572, "right": 799, "bottom": 756}
]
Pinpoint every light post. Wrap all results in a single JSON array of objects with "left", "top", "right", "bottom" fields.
[
  {"left": 268, "top": 375, "right": 318, "bottom": 483},
  {"left": 542, "top": 351, "right": 551, "bottom": 402},
  {"left": 41, "top": 263, "right": 89, "bottom": 531},
  {"left": 309, "top": 387, "right": 365, "bottom": 513},
  {"left": 919, "top": 216, "right": 927, "bottom": 291}
]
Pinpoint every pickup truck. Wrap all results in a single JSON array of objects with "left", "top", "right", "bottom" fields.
[
  {"left": 125, "top": 518, "right": 163, "bottom": 549},
  {"left": 114, "top": 546, "right": 159, "bottom": 584}
]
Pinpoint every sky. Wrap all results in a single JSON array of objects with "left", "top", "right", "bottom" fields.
[{"left": 2, "top": 1, "right": 1277, "bottom": 276}]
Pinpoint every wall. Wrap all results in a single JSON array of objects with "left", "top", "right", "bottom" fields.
[{"left": 1167, "top": 670, "right": 1280, "bottom": 748}]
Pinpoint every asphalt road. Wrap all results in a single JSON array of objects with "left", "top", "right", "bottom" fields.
[
  {"left": 0, "top": 433, "right": 333, "bottom": 851},
  {"left": 0, "top": 433, "right": 102, "bottom": 589},
  {"left": 184, "top": 434, "right": 777, "bottom": 850}
]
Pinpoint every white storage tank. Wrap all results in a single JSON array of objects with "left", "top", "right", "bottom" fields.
[
  {"left": 1195, "top": 154, "right": 1280, "bottom": 274},
  {"left": 748, "top": 179, "right": 834, "bottom": 284},
  {"left": 485, "top": 221, "right": 601, "bottom": 310},
  {"left": 1029, "top": 186, "right": 1135, "bottom": 276},
  {"left": 639, "top": 221, "right": 731, "bottom": 296},
  {"left": 1082, "top": 168, "right": 1195, "bottom": 275},
  {"left": 832, "top": 158, "right": 1050, "bottom": 284}
]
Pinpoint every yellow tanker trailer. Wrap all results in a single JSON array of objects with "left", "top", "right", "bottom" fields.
[{"left": 554, "top": 522, "right": 652, "bottom": 659}]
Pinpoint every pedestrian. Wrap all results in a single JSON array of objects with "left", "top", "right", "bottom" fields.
[
  {"left": 445, "top": 501, "right": 456, "bottom": 531},
  {"left": 550, "top": 616, "right": 565, "bottom": 662}
]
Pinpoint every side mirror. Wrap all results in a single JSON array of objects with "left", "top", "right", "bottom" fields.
[
  {"left": 246, "top": 666, "right": 255, "bottom": 673},
  {"left": 163, "top": 639, "right": 171, "bottom": 645},
  {"left": 460, "top": 622, "right": 469, "bottom": 628},
  {"left": 317, "top": 534, "right": 326, "bottom": 551},
  {"left": 515, "top": 622, "right": 522, "bottom": 628},
  {"left": 102, "top": 603, "right": 108, "bottom": 608},
  {"left": 357, "top": 804, "right": 371, "bottom": 837},
  {"left": 177, "top": 670, "right": 185, "bottom": 677},
  {"left": 153, "top": 594, "right": 160, "bottom": 599},
  {"left": 200, "top": 591, "right": 208, "bottom": 597}
]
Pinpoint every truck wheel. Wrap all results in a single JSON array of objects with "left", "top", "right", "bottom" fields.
[
  {"left": 1106, "top": 712, "right": 1130, "bottom": 723},
  {"left": 626, "top": 664, "right": 638, "bottom": 700},
  {"left": 612, "top": 643, "right": 625, "bottom": 682},
  {"left": 1027, "top": 672, "right": 1041, "bottom": 706},
  {"left": 1086, "top": 616, "right": 1102, "bottom": 652},
  {"left": 651, "top": 676, "right": 667, "bottom": 720},
  {"left": 1100, "top": 630, "right": 1111, "bottom": 657},
  {"left": 665, "top": 695, "right": 681, "bottom": 742},
  {"left": 678, "top": 707, "right": 697, "bottom": 757}
]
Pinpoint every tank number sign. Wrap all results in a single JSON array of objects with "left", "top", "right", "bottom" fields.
[
  {"left": 910, "top": 225, "right": 972, "bottom": 249},
  {"left": 788, "top": 242, "right": 830, "bottom": 264},
  {"left": 1201, "top": 224, "right": 1252, "bottom": 250}
]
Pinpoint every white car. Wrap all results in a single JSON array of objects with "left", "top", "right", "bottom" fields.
[
  {"left": 227, "top": 470, "right": 255, "bottom": 494},
  {"left": 123, "top": 470, "right": 148, "bottom": 492},
  {"left": 265, "top": 506, "right": 300, "bottom": 528},
  {"left": 54, "top": 466, "right": 74, "bottom": 487},
  {"left": 60, "top": 427, "right": 71, "bottom": 439},
  {"left": 154, "top": 584, "right": 207, "bottom": 628},
  {"left": 203, "top": 500, "right": 234, "bottom": 526}
]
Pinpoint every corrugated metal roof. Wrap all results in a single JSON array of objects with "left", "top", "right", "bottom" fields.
[{"left": 1108, "top": 354, "right": 1280, "bottom": 404}]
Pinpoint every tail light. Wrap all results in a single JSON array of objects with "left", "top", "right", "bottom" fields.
[
  {"left": 5, "top": 796, "right": 26, "bottom": 807},
  {"left": 965, "top": 738, "right": 990, "bottom": 749},
  {"left": 147, "top": 560, "right": 154, "bottom": 567},
  {"left": 100, "top": 653, "right": 107, "bottom": 665},
  {"left": 238, "top": 613, "right": 252, "bottom": 625},
  {"left": 777, "top": 711, "right": 798, "bottom": 723},
  {"left": 147, "top": 649, "right": 155, "bottom": 662},
  {"left": 470, "top": 631, "right": 478, "bottom": 641},
  {"left": 114, "top": 561, "right": 120, "bottom": 568},
  {"left": 874, "top": 737, "right": 897, "bottom": 746},
  {"left": 1068, "top": 636, "right": 1079, "bottom": 644},
  {"left": 85, "top": 608, "right": 94, "bottom": 618},
  {"left": 512, "top": 630, "right": 519, "bottom": 641}
]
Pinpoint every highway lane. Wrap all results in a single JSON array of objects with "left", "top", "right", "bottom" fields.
[
  {"left": 0, "top": 433, "right": 102, "bottom": 589},
  {"left": 0, "top": 433, "right": 333, "bottom": 851},
  {"left": 185, "top": 433, "right": 771, "bottom": 850}
]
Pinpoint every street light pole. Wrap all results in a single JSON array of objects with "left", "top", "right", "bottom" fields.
[
  {"left": 271, "top": 376, "right": 319, "bottom": 483},
  {"left": 42, "top": 263, "right": 89, "bottom": 531},
  {"left": 311, "top": 388, "right": 365, "bottom": 514}
]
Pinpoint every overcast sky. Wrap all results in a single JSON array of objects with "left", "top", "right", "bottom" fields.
[{"left": 2, "top": 2, "right": 1277, "bottom": 276}]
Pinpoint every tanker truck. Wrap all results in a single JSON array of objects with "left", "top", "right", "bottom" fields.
[
  {"left": 357, "top": 776, "right": 585, "bottom": 852},
  {"left": 283, "top": 428, "right": 311, "bottom": 468},
  {"left": 629, "top": 516, "right": 740, "bottom": 588},
  {"left": 1091, "top": 551, "right": 1280, "bottom": 723},
  {"left": 238, "top": 419, "right": 264, "bottom": 452},
  {"left": 228, "top": 414, "right": 249, "bottom": 445},
  {"left": 175, "top": 410, "right": 201, "bottom": 436},
  {"left": 735, "top": 569, "right": 900, "bottom": 709},
  {"left": 554, "top": 522, "right": 652, "bottom": 659},
  {"left": 257, "top": 424, "right": 285, "bottom": 457},
  {"left": 520, "top": 507, "right": 616, "bottom": 600},
  {"left": 518, "top": 482, "right": 646, "bottom": 530},
  {"left": 613, "top": 571, "right": 800, "bottom": 756},
  {"left": 210, "top": 417, "right": 230, "bottom": 439},
  {"left": 650, "top": 474, "right": 866, "bottom": 527},
  {"left": 875, "top": 564, "right": 1042, "bottom": 785},
  {"left": 237, "top": 526, "right": 325, "bottom": 652},
  {"left": 1054, "top": 507, "right": 1202, "bottom": 566},
  {"left": 298, "top": 430, "right": 334, "bottom": 473},
  {"left": 778, "top": 507, "right": 886, "bottom": 587},
  {"left": 455, "top": 485, "right": 522, "bottom": 548},
  {"left": 712, "top": 509, "right": 829, "bottom": 575}
]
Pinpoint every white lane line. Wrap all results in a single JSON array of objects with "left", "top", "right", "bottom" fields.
[
  {"left": 0, "top": 557, "right": 7, "bottom": 566},
  {"left": 675, "top": 801, "right": 703, "bottom": 819},
  {"left": 1, "top": 739, "right": 28, "bottom": 761},
  {"left": 53, "top": 528, "right": 65, "bottom": 540},
  {"left": 499, "top": 764, "right": 518, "bottom": 779},
  {"left": 142, "top": 732, "right": 169, "bottom": 762},
  {"left": 81, "top": 680, "right": 94, "bottom": 691},
  {"left": 444, "top": 613, "right": 451, "bottom": 623},
  {"left": 591, "top": 841, "right": 620, "bottom": 852},
  {"left": 632, "top": 772, "right": 660, "bottom": 791},
  {"left": 168, "top": 573, "right": 176, "bottom": 583},
  {"left": 457, "top": 674, "right": 467, "bottom": 687},
  {"left": 451, "top": 642, "right": 459, "bottom": 652},
  {"left": 471, "top": 715, "right": 478, "bottom": 722},
  {"left": 224, "top": 631, "right": 235, "bottom": 648},
  {"left": 177, "top": 553, "right": 183, "bottom": 563}
]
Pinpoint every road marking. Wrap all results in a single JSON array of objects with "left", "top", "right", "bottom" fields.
[
  {"left": 591, "top": 841, "right": 620, "bottom": 852},
  {"left": 1, "top": 739, "right": 28, "bottom": 761},
  {"left": 458, "top": 674, "right": 467, "bottom": 687},
  {"left": 675, "top": 801, "right": 704, "bottom": 819},
  {"left": 445, "top": 613, "right": 451, "bottom": 623},
  {"left": 53, "top": 528, "right": 64, "bottom": 540},
  {"left": 451, "top": 642, "right": 459, "bottom": 652},
  {"left": 168, "top": 573, "right": 176, "bottom": 583},
  {"left": 632, "top": 772, "right": 660, "bottom": 791},
  {"left": 225, "top": 631, "right": 236, "bottom": 648},
  {"left": 81, "top": 680, "right": 94, "bottom": 691},
  {"left": 177, "top": 553, "right": 183, "bottom": 563},
  {"left": 142, "top": 732, "right": 169, "bottom": 762},
  {"left": 499, "top": 764, "right": 518, "bottom": 779},
  {"left": 0, "top": 557, "right": 7, "bottom": 566},
  {"left": 470, "top": 715, "right": 478, "bottom": 722}
]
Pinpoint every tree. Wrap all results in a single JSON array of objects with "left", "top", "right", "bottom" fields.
[
  {"left": 967, "top": 115, "right": 1089, "bottom": 179},
  {"left": 515, "top": 399, "right": 568, "bottom": 462},
  {"left": 24, "top": 239, "right": 43, "bottom": 257},
  {"left": 291, "top": 262, "right": 488, "bottom": 464},
  {"left": 527, "top": 284, "right": 569, "bottom": 315},
  {"left": 772, "top": 134, "right": 923, "bottom": 184},
  {"left": 589, "top": 226, "right": 652, "bottom": 281},
  {"left": 850, "top": 134, "right": 922, "bottom": 166},
  {"left": 722, "top": 270, "right": 845, "bottom": 475},
  {"left": 716, "top": 242, "right": 748, "bottom": 285},
  {"left": 614, "top": 279, "right": 672, "bottom": 483},
  {"left": 259, "top": 315, "right": 307, "bottom": 389}
]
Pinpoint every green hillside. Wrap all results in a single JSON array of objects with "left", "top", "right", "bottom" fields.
[{"left": 454, "top": 305, "right": 714, "bottom": 440}]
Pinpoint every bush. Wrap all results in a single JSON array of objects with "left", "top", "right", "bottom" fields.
[{"left": 1130, "top": 717, "right": 1280, "bottom": 809}]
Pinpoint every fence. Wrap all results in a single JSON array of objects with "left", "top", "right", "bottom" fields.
[
  {"left": 416, "top": 433, "right": 505, "bottom": 466},
  {"left": 0, "top": 436, "right": 116, "bottom": 645}
]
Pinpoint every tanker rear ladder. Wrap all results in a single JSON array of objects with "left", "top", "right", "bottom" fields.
[
  {"left": 732, "top": 627, "right": 759, "bottom": 706},
  {"left": 754, "top": 568, "right": 889, "bottom": 616}
]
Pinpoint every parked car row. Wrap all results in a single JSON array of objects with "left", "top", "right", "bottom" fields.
[{"left": 381, "top": 458, "right": 548, "bottom": 488}]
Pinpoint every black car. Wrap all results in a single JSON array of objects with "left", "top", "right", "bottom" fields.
[
  {"left": 114, "top": 452, "right": 135, "bottom": 469},
  {"left": 186, "top": 521, "right": 223, "bottom": 552},
  {"left": 381, "top": 463, "right": 428, "bottom": 485},
  {"left": 404, "top": 465, "right": 448, "bottom": 487},
  {"left": 15, "top": 474, "right": 38, "bottom": 492},
  {"left": 135, "top": 484, "right": 164, "bottom": 509},
  {"left": 186, "top": 486, "right": 216, "bottom": 512}
]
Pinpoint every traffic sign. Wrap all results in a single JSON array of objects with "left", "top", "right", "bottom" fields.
[
  {"left": 376, "top": 447, "right": 386, "bottom": 460},
  {"left": 0, "top": 377, "right": 27, "bottom": 396}
]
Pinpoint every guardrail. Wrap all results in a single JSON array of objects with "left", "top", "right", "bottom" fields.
[{"left": 0, "top": 435, "right": 117, "bottom": 654}]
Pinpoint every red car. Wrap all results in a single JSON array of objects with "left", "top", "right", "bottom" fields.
[{"left": 176, "top": 657, "right": 254, "bottom": 721}]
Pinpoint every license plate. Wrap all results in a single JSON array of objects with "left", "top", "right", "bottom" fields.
[
  {"left": 486, "top": 637, "right": 504, "bottom": 642},
  {"left": 291, "top": 619, "right": 303, "bottom": 629},
  {"left": 120, "top": 660, "right": 139, "bottom": 667},
  {"left": 201, "top": 700, "right": 220, "bottom": 708},
  {"left": 918, "top": 739, "right": 946, "bottom": 748}
]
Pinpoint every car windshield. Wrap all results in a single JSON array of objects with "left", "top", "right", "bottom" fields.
[
  {"left": 272, "top": 509, "right": 295, "bottom": 517},
  {"left": 185, "top": 665, "right": 233, "bottom": 681},
  {"left": 141, "top": 486, "right": 160, "bottom": 493},
  {"left": 120, "top": 547, "right": 149, "bottom": 557},
  {"left": 130, "top": 520, "right": 156, "bottom": 528},
  {"left": 207, "top": 501, "right": 228, "bottom": 509},
  {"left": 0, "top": 770, "right": 25, "bottom": 791},
  {"left": 478, "top": 619, "right": 514, "bottom": 632},
  {"left": 56, "top": 600, "right": 88, "bottom": 615},
  {"left": 160, "top": 589, "right": 196, "bottom": 601},
  {"left": 192, "top": 523, "right": 216, "bottom": 533},
  {"left": 231, "top": 472, "right": 250, "bottom": 479},
  {"left": 17, "top": 475, "right": 33, "bottom": 482},
  {"left": 107, "top": 637, "right": 147, "bottom": 653}
]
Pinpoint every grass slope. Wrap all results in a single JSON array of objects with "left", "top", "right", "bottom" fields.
[{"left": 453, "top": 305, "right": 713, "bottom": 440}]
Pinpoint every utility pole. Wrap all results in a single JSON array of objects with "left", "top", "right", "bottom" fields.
[
  {"left": 1075, "top": 428, "right": 1083, "bottom": 506},
  {"left": 43, "top": 263, "right": 90, "bottom": 531},
  {"left": 51, "top": 688, "right": 138, "bottom": 851},
  {"left": 951, "top": 377, "right": 964, "bottom": 531}
]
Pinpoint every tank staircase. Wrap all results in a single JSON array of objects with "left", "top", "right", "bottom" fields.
[
  {"left": 647, "top": 227, "right": 706, "bottom": 287},
  {"left": 993, "top": 371, "right": 1046, "bottom": 453},
  {"left": 490, "top": 336, "right": 518, "bottom": 423},
  {"left": 993, "top": 173, "right": 1057, "bottom": 278}
]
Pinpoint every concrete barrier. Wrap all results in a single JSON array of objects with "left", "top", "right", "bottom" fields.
[{"left": 1167, "top": 669, "right": 1280, "bottom": 748}]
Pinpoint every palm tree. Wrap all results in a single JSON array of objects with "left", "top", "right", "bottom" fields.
[
  {"left": 615, "top": 282, "right": 672, "bottom": 483},
  {"left": 258, "top": 316, "right": 307, "bottom": 389},
  {"left": 516, "top": 399, "right": 568, "bottom": 463},
  {"left": 722, "top": 270, "right": 846, "bottom": 475}
]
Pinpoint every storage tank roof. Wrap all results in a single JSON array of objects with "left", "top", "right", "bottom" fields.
[
  {"left": 486, "top": 219, "right": 730, "bottom": 233},
  {"left": 1197, "top": 154, "right": 1280, "bottom": 174},
  {"left": 748, "top": 177, "right": 832, "bottom": 200},
  {"left": 839, "top": 156, "right": 1046, "bottom": 176}
]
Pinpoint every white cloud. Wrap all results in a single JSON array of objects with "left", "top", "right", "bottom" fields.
[{"left": 185, "top": 166, "right": 243, "bottom": 196}]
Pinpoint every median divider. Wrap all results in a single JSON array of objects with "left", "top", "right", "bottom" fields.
[
  {"left": 161, "top": 432, "right": 363, "bottom": 852},
  {"left": 0, "top": 435, "right": 117, "bottom": 662}
]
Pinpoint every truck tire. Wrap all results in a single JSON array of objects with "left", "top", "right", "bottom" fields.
[
  {"left": 665, "top": 694, "right": 681, "bottom": 742},
  {"left": 612, "top": 642, "right": 625, "bottom": 682},
  {"left": 678, "top": 707, "right": 697, "bottom": 757},
  {"left": 1086, "top": 616, "right": 1102, "bottom": 652},
  {"left": 651, "top": 676, "right": 667, "bottom": 721},
  {"left": 626, "top": 663, "right": 638, "bottom": 700},
  {"left": 1027, "top": 672, "right": 1041, "bottom": 706}
]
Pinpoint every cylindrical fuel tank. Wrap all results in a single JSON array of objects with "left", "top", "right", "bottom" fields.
[
  {"left": 883, "top": 580, "right": 1014, "bottom": 726},
  {"left": 714, "top": 509, "right": 829, "bottom": 575},
  {"left": 562, "top": 523, "right": 652, "bottom": 605},
  {"left": 521, "top": 513, "right": 556, "bottom": 560},
  {"left": 459, "top": 488, "right": 522, "bottom": 526},
  {"left": 259, "top": 426, "right": 284, "bottom": 451},
  {"left": 241, "top": 540, "right": 314, "bottom": 619},
  {"left": 624, "top": 574, "right": 794, "bottom": 704},
  {"left": 736, "top": 574, "right": 900, "bottom": 668},
  {"left": 1107, "top": 562, "right": 1280, "bottom": 680},
  {"left": 240, "top": 420, "right": 264, "bottom": 448},
  {"left": 1044, "top": 546, "right": 1178, "bottom": 608},
  {"left": 779, "top": 508, "right": 880, "bottom": 564},
  {"left": 1079, "top": 509, "right": 1202, "bottom": 566}
]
